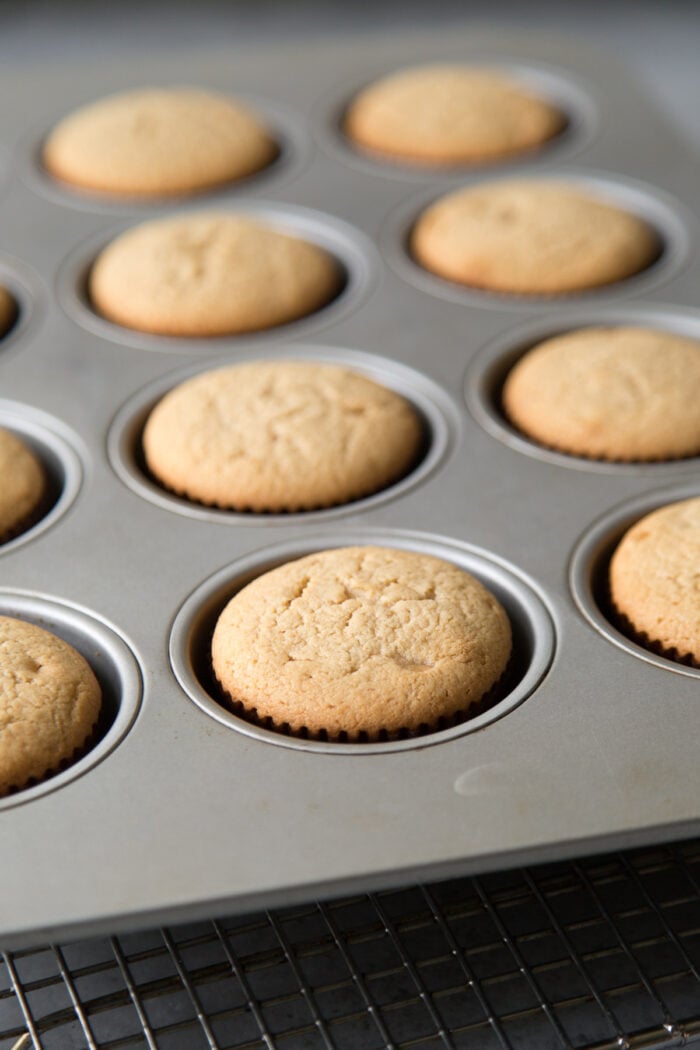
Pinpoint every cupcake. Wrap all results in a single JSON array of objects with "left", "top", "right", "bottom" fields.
[
  {"left": 0, "top": 427, "right": 45, "bottom": 544},
  {"left": 411, "top": 180, "right": 659, "bottom": 294},
  {"left": 503, "top": 326, "right": 700, "bottom": 461},
  {"left": 143, "top": 361, "right": 424, "bottom": 512},
  {"left": 89, "top": 212, "right": 342, "bottom": 336},
  {"left": 43, "top": 87, "right": 278, "bottom": 197},
  {"left": 211, "top": 546, "right": 512, "bottom": 740},
  {"left": 0, "top": 286, "right": 16, "bottom": 339},
  {"left": 345, "top": 64, "right": 565, "bottom": 166},
  {"left": 0, "top": 616, "right": 102, "bottom": 796},
  {"left": 609, "top": 497, "right": 700, "bottom": 666}
]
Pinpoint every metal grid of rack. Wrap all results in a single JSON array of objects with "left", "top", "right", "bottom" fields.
[{"left": 2, "top": 838, "right": 700, "bottom": 1050}]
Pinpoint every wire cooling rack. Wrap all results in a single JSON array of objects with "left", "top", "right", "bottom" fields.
[{"left": 3, "top": 838, "right": 700, "bottom": 1050}]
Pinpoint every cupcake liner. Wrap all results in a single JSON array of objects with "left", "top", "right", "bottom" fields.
[
  {"left": 523, "top": 432, "right": 700, "bottom": 464},
  {"left": 211, "top": 651, "right": 515, "bottom": 743},
  {"left": 1, "top": 715, "right": 101, "bottom": 799},
  {"left": 609, "top": 598, "right": 700, "bottom": 669},
  {"left": 502, "top": 399, "right": 700, "bottom": 465},
  {"left": 501, "top": 376, "right": 700, "bottom": 465},
  {"left": 143, "top": 446, "right": 425, "bottom": 515},
  {"left": 600, "top": 566, "right": 700, "bottom": 669}
]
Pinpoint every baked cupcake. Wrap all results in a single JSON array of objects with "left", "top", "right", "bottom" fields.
[
  {"left": 503, "top": 326, "right": 700, "bottom": 461},
  {"left": 609, "top": 497, "right": 700, "bottom": 666},
  {"left": 43, "top": 87, "right": 278, "bottom": 197},
  {"left": 143, "top": 361, "right": 424, "bottom": 511},
  {"left": 0, "top": 427, "right": 45, "bottom": 543},
  {"left": 345, "top": 64, "right": 565, "bottom": 166},
  {"left": 411, "top": 180, "right": 659, "bottom": 294},
  {"left": 0, "top": 286, "right": 17, "bottom": 338},
  {"left": 0, "top": 616, "right": 102, "bottom": 796},
  {"left": 89, "top": 212, "right": 342, "bottom": 336},
  {"left": 211, "top": 546, "right": 512, "bottom": 740}
]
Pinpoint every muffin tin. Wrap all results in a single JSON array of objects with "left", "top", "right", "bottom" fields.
[{"left": 1, "top": 28, "right": 700, "bottom": 950}]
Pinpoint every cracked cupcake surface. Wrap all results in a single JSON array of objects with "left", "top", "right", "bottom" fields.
[
  {"left": 0, "top": 616, "right": 102, "bottom": 797},
  {"left": 43, "top": 87, "right": 278, "bottom": 197},
  {"left": 143, "top": 361, "right": 423, "bottom": 511},
  {"left": 609, "top": 498, "right": 700, "bottom": 665},
  {"left": 89, "top": 212, "right": 342, "bottom": 336},
  {"left": 211, "top": 546, "right": 512, "bottom": 739}
]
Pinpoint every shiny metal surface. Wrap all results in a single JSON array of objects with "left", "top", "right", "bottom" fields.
[{"left": 0, "top": 28, "right": 699, "bottom": 951}]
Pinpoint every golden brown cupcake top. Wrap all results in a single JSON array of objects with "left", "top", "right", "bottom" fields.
[
  {"left": 0, "top": 286, "right": 16, "bottom": 338},
  {"left": 143, "top": 361, "right": 423, "bottom": 511},
  {"left": 0, "top": 427, "right": 45, "bottom": 543},
  {"left": 212, "top": 546, "right": 512, "bottom": 740},
  {"left": 411, "top": 180, "right": 659, "bottom": 295},
  {"left": 90, "top": 212, "right": 342, "bottom": 337},
  {"left": 610, "top": 498, "right": 700, "bottom": 665},
  {"left": 0, "top": 616, "right": 102, "bottom": 796},
  {"left": 344, "top": 65, "right": 565, "bottom": 165},
  {"left": 503, "top": 326, "right": 700, "bottom": 461},
  {"left": 43, "top": 87, "right": 278, "bottom": 197}
]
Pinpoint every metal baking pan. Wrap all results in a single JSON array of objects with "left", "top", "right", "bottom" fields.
[{"left": 1, "top": 27, "right": 699, "bottom": 951}]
